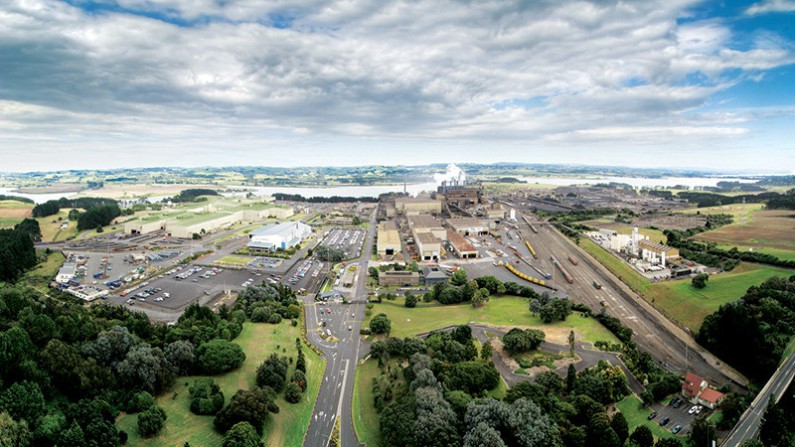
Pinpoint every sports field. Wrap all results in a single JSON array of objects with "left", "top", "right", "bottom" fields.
[{"left": 117, "top": 322, "right": 324, "bottom": 446}]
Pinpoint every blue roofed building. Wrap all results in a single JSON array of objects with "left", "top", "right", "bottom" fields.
[{"left": 248, "top": 222, "right": 312, "bottom": 253}]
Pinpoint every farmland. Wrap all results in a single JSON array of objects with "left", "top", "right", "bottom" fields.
[
  {"left": 643, "top": 263, "right": 795, "bottom": 332},
  {"left": 692, "top": 209, "right": 795, "bottom": 256},
  {"left": 0, "top": 199, "right": 33, "bottom": 228}
]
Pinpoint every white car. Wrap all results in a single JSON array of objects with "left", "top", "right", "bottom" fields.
[
  {"left": 688, "top": 405, "right": 698, "bottom": 415},
  {"left": 695, "top": 405, "right": 703, "bottom": 415}
]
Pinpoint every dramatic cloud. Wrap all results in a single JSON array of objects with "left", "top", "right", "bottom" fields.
[{"left": 0, "top": 0, "right": 793, "bottom": 171}]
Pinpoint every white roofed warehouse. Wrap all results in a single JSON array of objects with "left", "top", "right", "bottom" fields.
[{"left": 248, "top": 222, "right": 312, "bottom": 253}]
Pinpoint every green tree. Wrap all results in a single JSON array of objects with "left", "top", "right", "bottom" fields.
[
  {"left": 628, "top": 425, "right": 653, "bottom": 447},
  {"left": 444, "top": 361, "right": 500, "bottom": 395},
  {"left": 117, "top": 344, "right": 176, "bottom": 394},
  {"left": 196, "top": 339, "right": 246, "bottom": 374},
  {"left": 370, "top": 313, "right": 392, "bottom": 335},
  {"left": 137, "top": 405, "right": 167, "bottom": 438},
  {"left": 222, "top": 422, "right": 263, "bottom": 447},
  {"left": 58, "top": 419, "right": 85, "bottom": 447},
  {"left": 655, "top": 439, "right": 683, "bottom": 447},
  {"left": 404, "top": 294, "right": 418, "bottom": 308},
  {"left": 256, "top": 354, "right": 288, "bottom": 392},
  {"left": 214, "top": 387, "right": 278, "bottom": 434},
  {"left": 0, "top": 381, "right": 46, "bottom": 425},
  {"left": 502, "top": 328, "right": 545, "bottom": 354},
  {"left": 0, "top": 412, "right": 31, "bottom": 447},
  {"left": 481, "top": 341, "right": 493, "bottom": 361},
  {"left": 610, "top": 412, "right": 629, "bottom": 444},
  {"left": 189, "top": 378, "right": 225, "bottom": 415},
  {"left": 692, "top": 273, "right": 709, "bottom": 289},
  {"left": 688, "top": 415, "right": 716, "bottom": 447},
  {"left": 760, "top": 400, "right": 788, "bottom": 446},
  {"left": 285, "top": 382, "right": 302, "bottom": 404},
  {"left": 450, "top": 269, "right": 469, "bottom": 286}
]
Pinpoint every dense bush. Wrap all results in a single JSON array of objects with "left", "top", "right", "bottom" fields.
[
  {"left": 196, "top": 339, "right": 246, "bottom": 374},
  {"left": 137, "top": 405, "right": 167, "bottom": 438},
  {"left": 189, "top": 378, "right": 225, "bottom": 415}
]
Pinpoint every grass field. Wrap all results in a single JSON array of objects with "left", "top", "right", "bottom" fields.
[
  {"left": 578, "top": 238, "right": 650, "bottom": 293},
  {"left": 216, "top": 255, "right": 255, "bottom": 266},
  {"left": 363, "top": 295, "right": 619, "bottom": 345},
  {"left": 680, "top": 203, "right": 764, "bottom": 220},
  {"left": 117, "top": 322, "right": 324, "bottom": 446},
  {"left": 23, "top": 251, "right": 66, "bottom": 288},
  {"left": 616, "top": 395, "right": 675, "bottom": 441},
  {"left": 693, "top": 209, "right": 795, "bottom": 254},
  {"left": 644, "top": 263, "right": 795, "bottom": 332},
  {"left": 36, "top": 209, "right": 80, "bottom": 242},
  {"left": 352, "top": 359, "right": 384, "bottom": 447}
]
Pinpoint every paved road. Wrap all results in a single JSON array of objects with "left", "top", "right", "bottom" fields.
[
  {"left": 722, "top": 349, "right": 795, "bottom": 445},
  {"left": 516, "top": 213, "right": 747, "bottom": 390},
  {"left": 465, "top": 324, "right": 645, "bottom": 395},
  {"left": 303, "top": 210, "right": 376, "bottom": 447}
]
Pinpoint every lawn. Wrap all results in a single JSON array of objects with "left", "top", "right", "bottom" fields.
[
  {"left": 616, "top": 395, "right": 676, "bottom": 441},
  {"left": 679, "top": 203, "right": 764, "bottom": 220},
  {"left": 578, "top": 238, "right": 650, "bottom": 293},
  {"left": 709, "top": 244, "right": 795, "bottom": 262},
  {"left": 0, "top": 218, "right": 21, "bottom": 228},
  {"left": 216, "top": 255, "right": 255, "bottom": 266},
  {"left": 352, "top": 359, "right": 383, "bottom": 447},
  {"left": 643, "top": 263, "right": 795, "bottom": 332},
  {"left": 0, "top": 199, "right": 33, "bottom": 228},
  {"left": 118, "top": 322, "right": 325, "bottom": 446},
  {"left": 23, "top": 251, "right": 66, "bottom": 288},
  {"left": 363, "top": 295, "right": 619, "bottom": 345}
]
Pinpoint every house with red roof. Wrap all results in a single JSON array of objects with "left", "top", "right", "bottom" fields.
[{"left": 682, "top": 372, "right": 724, "bottom": 409}]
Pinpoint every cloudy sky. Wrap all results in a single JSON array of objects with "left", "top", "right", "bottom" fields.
[{"left": 1, "top": 0, "right": 794, "bottom": 173}]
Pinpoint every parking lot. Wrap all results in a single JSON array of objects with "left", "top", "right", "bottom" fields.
[
  {"left": 106, "top": 264, "right": 265, "bottom": 311},
  {"left": 321, "top": 228, "right": 365, "bottom": 259},
  {"left": 647, "top": 396, "right": 711, "bottom": 437}
]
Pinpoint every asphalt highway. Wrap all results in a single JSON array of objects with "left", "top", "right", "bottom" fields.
[
  {"left": 722, "top": 349, "right": 795, "bottom": 445},
  {"left": 303, "top": 210, "right": 375, "bottom": 447}
]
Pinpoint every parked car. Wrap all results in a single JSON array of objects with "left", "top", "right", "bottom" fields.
[
  {"left": 647, "top": 411, "right": 658, "bottom": 420},
  {"left": 659, "top": 417, "right": 671, "bottom": 426},
  {"left": 673, "top": 399, "right": 683, "bottom": 408},
  {"left": 688, "top": 405, "right": 698, "bottom": 415},
  {"left": 695, "top": 405, "right": 703, "bottom": 415},
  {"left": 670, "top": 397, "right": 680, "bottom": 406},
  {"left": 672, "top": 425, "right": 682, "bottom": 434}
]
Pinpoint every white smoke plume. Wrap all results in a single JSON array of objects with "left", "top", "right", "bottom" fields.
[{"left": 433, "top": 164, "right": 467, "bottom": 187}]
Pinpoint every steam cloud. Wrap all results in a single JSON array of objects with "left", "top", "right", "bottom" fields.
[{"left": 433, "top": 164, "right": 467, "bottom": 187}]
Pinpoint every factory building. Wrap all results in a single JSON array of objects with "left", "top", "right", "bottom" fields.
[
  {"left": 125, "top": 206, "right": 293, "bottom": 237},
  {"left": 408, "top": 215, "right": 447, "bottom": 240},
  {"left": 248, "top": 221, "right": 312, "bottom": 253},
  {"left": 416, "top": 233, "right": 443, "bottom": 261},
  {"left": 447, "top": 230, "right": 478, "bottom": 259},
  {"left": 446, "top": 218, "right": 489, "bottom": 236},
  {"left": 56, "top": 262, "right": 77, "bottom": 284},
  {"left": 439, "top": 187, "right": 480, "bottom": 207},
  {"left": 376, "top": 221, "right": 401, "bottom": 257},
  {"left": 638, "top": 240, "right": 679, "bottom": 268},
  {"left": 378, "top": 271, "right": 421, "bottom": 286},
  {"left": 394, "top": 197, "right": 443, "bottom": 215}
]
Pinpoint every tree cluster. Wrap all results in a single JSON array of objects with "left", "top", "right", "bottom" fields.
[
  {"left": 77, "top": 204, "right": 122, "bottom": 230},
  {"left": 164, "top": 188, "right": 219, "bottom": 203},
  {"left": 698, "top": 275, "right": 795, "bottom": 382},
  {"left": 32, "top": 197, "right": 117, "bottom": 218},
  {"left": 315, "top": 245, "right": 346, "bottom": 262},
  {"left": 0, "top": 224, "right": 37, "bottom": 282},
  {"left": 233, "top": 283, "right": 300, "bottom": 324}
]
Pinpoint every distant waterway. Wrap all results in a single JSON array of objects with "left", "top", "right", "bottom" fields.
[
  {"left": 0, "top": 187, "right": 78, "bottom": 204},
  {"left": 517, "top": 176, "right": 758, "bottom": 189},
  {"left": 0, "top": 176, "right": 761, "bottom": 204},
  {"left": 223, "top": 182, "right": 439, "bottom": 199}
]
